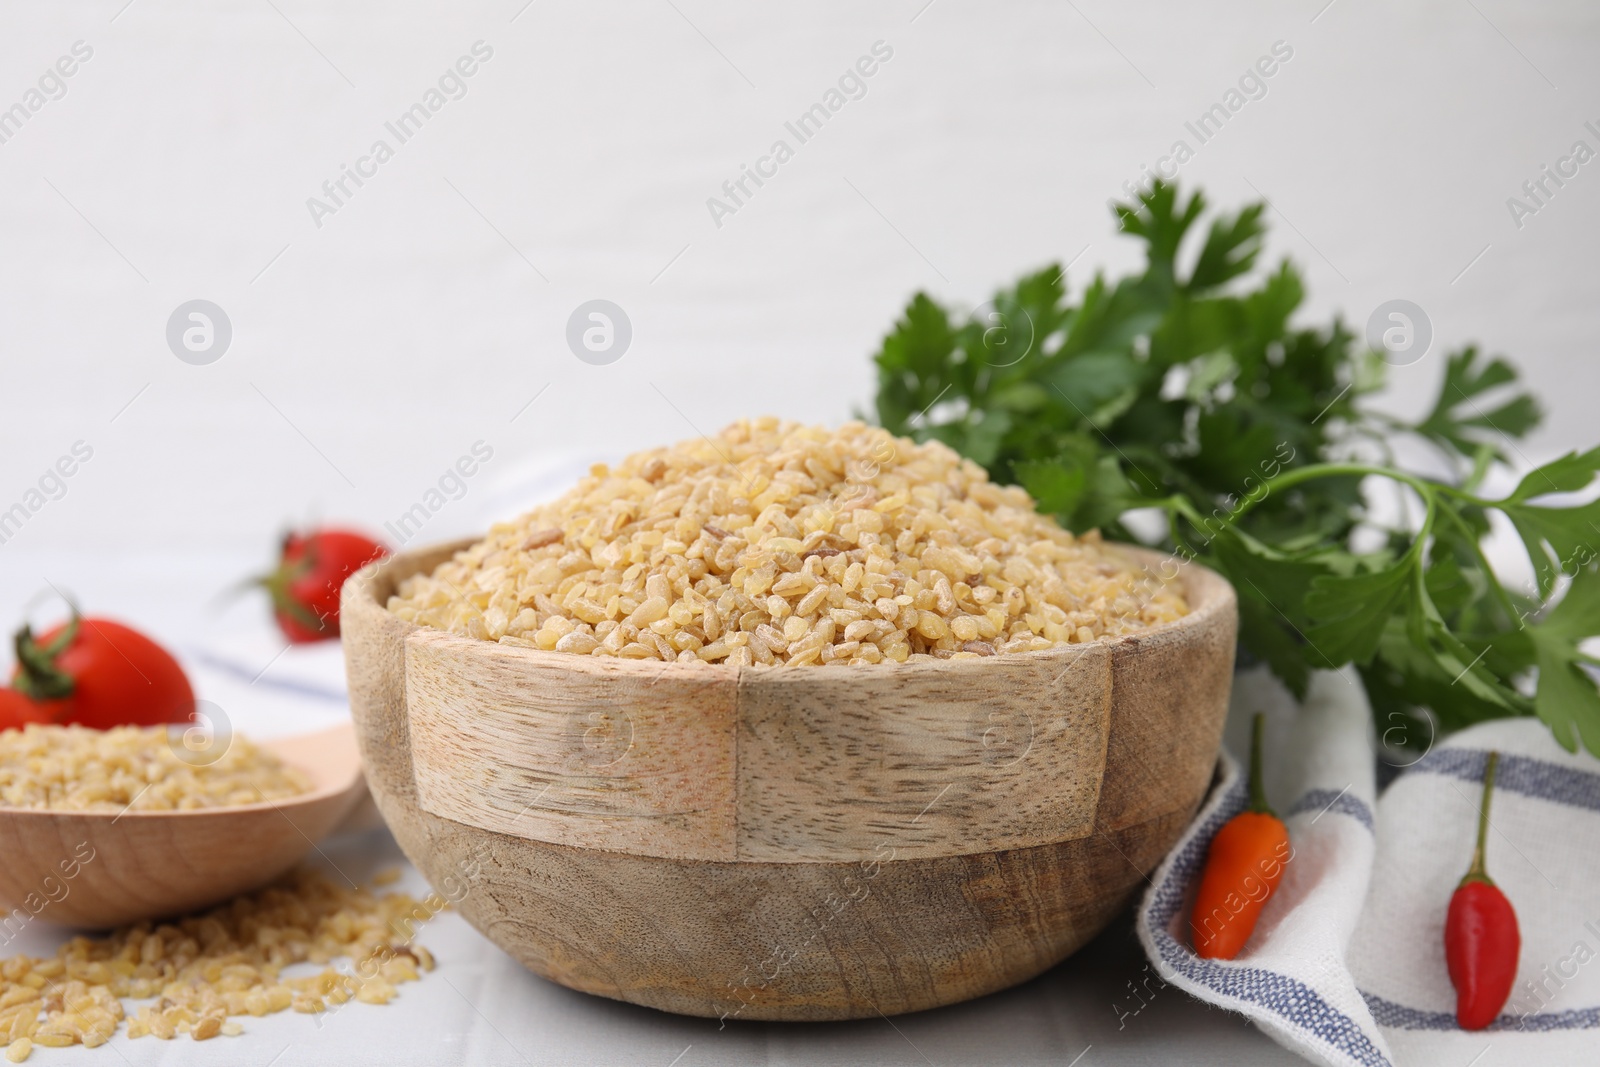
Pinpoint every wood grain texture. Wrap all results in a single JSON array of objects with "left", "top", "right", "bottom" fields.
[
  {"left": 1095, "top": 561, "right": 1238, "bottom": 834},
  {"left": 0, "top": 724, "right": 366, "bottom": 928},
  {"left": 418, "top": 803, "right": 1193, "bottom": 1021},
  {"left": 734, "top": 644, "right": 1111, "bottom": 861},
  {"left": 407, "top": 629, "right": 738, "bottom": 860},
  {"left": 341, "top": 539, "right": 1237, "bottom": 1019}
]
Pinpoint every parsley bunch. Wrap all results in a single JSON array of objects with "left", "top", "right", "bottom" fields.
[{"left": 872, "top": 181, "right": 1600, "bottom": 756}]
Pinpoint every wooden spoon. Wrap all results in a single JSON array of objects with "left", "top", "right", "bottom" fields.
[{"left": 0, "top": 722, "right": 367, "bottom": 929}]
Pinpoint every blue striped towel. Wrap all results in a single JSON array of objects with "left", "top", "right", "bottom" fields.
[{"left": 1137, "top": 666, "right": 1600, "bottom": 1067}]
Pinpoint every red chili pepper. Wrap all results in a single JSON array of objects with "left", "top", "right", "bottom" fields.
[
  {"left": 1190, "top": 713, "right": 1292, "bottom": 959},
  {"left": 1445, "top": 750, "right": 1519, "bottom": 1030}
]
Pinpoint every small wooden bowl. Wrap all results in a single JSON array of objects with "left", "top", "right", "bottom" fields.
[
  {"left": 0, "top": 725, "right": 366, "bottom": 928},
  {"left": 343, "top": 539, "right": 1236, "bottom": 1021}
]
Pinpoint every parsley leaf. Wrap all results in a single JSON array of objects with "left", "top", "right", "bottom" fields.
[
  {"left": 1414, "top": 348, "right": 1543, "bottom": 466},
  {"left": 1526, "top": 568, "right": 1600, "bottom": 752},
  {"left": 871, "top": 179, "right": 1600, "bottom": 757}
]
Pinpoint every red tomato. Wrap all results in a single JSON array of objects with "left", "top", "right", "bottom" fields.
[
  {"left": 259, "top": 528, "right": 387, "bottom": 643},
  {"left": 11, "top": 616, "right": 194, "bottom": 730},
  {"left": 0, "top": 687, "right": 62, "bottom": 731}
]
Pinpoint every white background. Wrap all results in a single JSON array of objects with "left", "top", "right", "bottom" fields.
[
  {"left": 0, "top": 2, "right": 1596, "bottom": 1064},
  {"left": 2, "top": 0, "right": 1597, "bottom": 568}
]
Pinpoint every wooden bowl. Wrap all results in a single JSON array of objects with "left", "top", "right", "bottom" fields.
[
  {"left": 342, "top": 539, "right": 1236, "bottom": 1021},
  {"left": 0, "top": 724, "right": 367, "bottom": 928}
]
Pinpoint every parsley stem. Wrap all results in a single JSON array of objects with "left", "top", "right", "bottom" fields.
[
  {"left": 1224, "top": 463, "right": 1437, "bottom": 527},
  {"left": 1439, "top": 504, "right": 1523, "bottom": 627},
  {"left": 1200, "top": 464, "right": 1527, "bottom": 635}
]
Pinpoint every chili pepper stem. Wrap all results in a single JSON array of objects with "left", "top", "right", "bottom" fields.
[
  {"left": 1248, "top": 712, "right": 1274, "bottom": 817},
  {"left": 1461, "top": 751, "right": 1499, "bottom": 887}
]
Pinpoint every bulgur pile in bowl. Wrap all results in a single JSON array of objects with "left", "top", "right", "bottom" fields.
[
  {"left": 388, "top": 418, "right": 1189, "bottom": 665},
  {"left": 0, "top": 725, "right": 312, "bottom": 812}
]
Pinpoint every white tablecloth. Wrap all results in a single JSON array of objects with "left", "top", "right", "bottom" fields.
[{"left": 8, "top": 826, "right": 1302, "bottom": 1067}]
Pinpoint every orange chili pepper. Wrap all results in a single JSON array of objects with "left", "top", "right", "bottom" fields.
[{"left": 1190, "top": 712, "right": 1292, "bottom": 959}]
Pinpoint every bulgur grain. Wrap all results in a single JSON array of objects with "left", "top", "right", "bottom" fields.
[
  {"left": 390, "top": 419, "right": 1187, "bottom": 663},
  {"left": 0, "top": 869, "right": 437, "bottom": 1052},
  {"left": 0, "top": 726, "right": 310, "bottom": 813}
]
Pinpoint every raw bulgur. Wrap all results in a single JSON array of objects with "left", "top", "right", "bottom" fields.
[
  {"left": 0, "top": 869, "right": 438, "bottom": 1060},
  {"left": 389, "top": 419, "right": 1188, "bottom": 664},
  {"left": 0, "top": 726, "right": 311, "bottom": 813}
]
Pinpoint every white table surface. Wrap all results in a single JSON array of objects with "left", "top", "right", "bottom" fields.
[{"left": 5, "top": 828, "right": 1301, "bottom": 1067}]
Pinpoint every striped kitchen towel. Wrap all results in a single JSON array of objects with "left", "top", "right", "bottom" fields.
[{"left": 1137, "top": 665, "right": 1600, "bottom": 1067}]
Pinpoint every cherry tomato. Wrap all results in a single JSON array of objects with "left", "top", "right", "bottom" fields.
[
  {"left": 11, "top": 614, "right": 194, "bottom": 730},
  {"left": 257, "top": 528, "right": 387, "bottom": 643},
  {"left": 0, "top": 687, "right": 62, "bottom": 731}
]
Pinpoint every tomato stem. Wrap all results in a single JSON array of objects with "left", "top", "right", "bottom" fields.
[
  {"left": 11, "top": 610, "right": 81, "bottom": 701},
  {"left": 1248, "top": 712, "right": 1274, "bottom": 816},
  {"left": 1462, "top": 750, "right": 1499, "bottom": 886},
  {"left": 255, "top": 554, "right": 328, "bottom": 636}
]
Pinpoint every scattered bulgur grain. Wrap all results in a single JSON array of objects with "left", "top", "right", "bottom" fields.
[
  {"left": 389, "top": 419, "right": 1188, "bottom": 663},
  {"left": 0, "top": 869, "right": 437, "bottom": 1050},
  {"left": 0, "top": 726, "right": 311, "bottom": 813}
]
